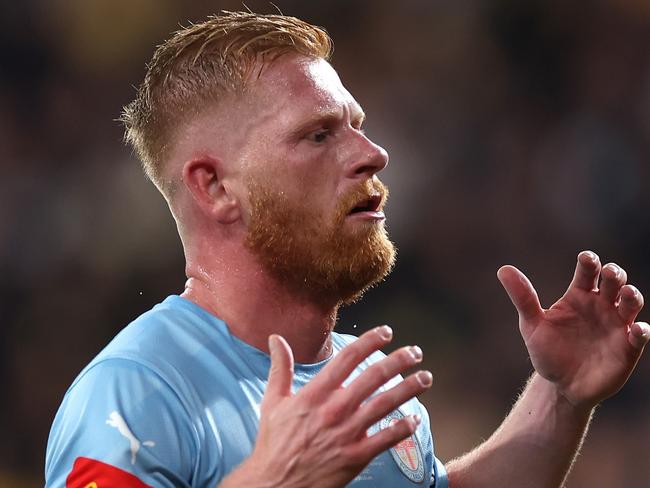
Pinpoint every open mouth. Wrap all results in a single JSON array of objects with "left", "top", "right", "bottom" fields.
[{"left": 348, "top": 194, "right": 383, "bottom": 215}]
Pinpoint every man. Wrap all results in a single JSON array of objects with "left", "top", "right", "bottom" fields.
[{"left": 45, "top": 11, "right": 649, "bottom": 488}]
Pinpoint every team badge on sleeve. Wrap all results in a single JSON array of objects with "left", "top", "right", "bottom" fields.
[
  {"left": 383, "top": 410, "right": 425, "bottom": 483},
  {"left": 66, "top": 457, "right": 152, "bottom": 488}
]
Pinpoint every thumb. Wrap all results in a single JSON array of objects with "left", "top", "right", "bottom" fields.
[
  {"left": 265, "top": 334, "right": 294, "bottom": 403},
  {"left": 497, "top": 265, "right": 543, "bottom": 322}
]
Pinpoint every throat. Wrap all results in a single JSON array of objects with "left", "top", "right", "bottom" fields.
[{"left": 182, "top": 271, "right": 340, "bottom": 364}]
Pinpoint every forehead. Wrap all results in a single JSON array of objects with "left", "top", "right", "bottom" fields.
[{"left": 249, "top": 54, "right": 362, "bottom": 122}]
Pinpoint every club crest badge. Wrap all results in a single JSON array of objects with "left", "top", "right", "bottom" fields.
[{"left": 380, "top": 409, "right": 425, "bottom": 483}]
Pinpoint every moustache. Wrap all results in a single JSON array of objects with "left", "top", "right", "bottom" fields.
[{"left": 334, "top": 179, "right": 389, "bottom": 220}]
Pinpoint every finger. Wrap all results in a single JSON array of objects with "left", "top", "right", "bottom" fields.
[
  {"left": 628, "top": 322, "right": 650, "bottom": 350},
  {"left": 302, "top": 326, "right": 393, "bottom": 399},
  {"left": 352, "top": 414, "right": 420, "bottom": 463},
  {"left": 342, "top": 346, "right": 424, "bottom": 411},
  {"left": 618, "top": 285, "right": 643, "bottom": 324},
  {"left": 265, "top": 335, "right": 294, "bottom": 402},
  {"left": 599, "top": 263, "right": 627, "bottom": 303},
  {"left": 568, "top": 251, "right": 601, "bottom": 292},
  {"left": 350, "top": 370, "right": 432, "bottom": 435},
  {"left": 497, "top": 265, "right": 543, "bottom": 321}
]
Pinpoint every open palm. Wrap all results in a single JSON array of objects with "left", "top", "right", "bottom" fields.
[{"left": 498, "top": 251, "right": 649, "bottom": 409}]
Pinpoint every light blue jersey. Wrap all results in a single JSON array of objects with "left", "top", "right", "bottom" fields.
[{"left": 46, "top": 295, "right": 448, "bottom": 487}]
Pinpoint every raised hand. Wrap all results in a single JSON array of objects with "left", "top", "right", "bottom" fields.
[
  {"left": 498, "top": 250, "right": 650, "bottom": 410},
  {"left": 221, "top": 326, "right": 433, "bottom": 488}
]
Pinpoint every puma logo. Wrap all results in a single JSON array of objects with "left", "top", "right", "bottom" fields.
[{"left": 106, "top": 411, "right": 155, "bottom": 465}]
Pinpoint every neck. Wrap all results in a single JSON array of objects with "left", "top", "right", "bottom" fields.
[{"left": 181, "top": 245, "right": 340, "bottom": 364}]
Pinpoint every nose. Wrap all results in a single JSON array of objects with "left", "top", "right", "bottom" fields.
[{"left": 345, "top": 132, "right": 389, "bottom": 179}]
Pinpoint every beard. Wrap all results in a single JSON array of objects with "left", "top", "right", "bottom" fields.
[{"left": 244, "top": 178, "right": 396, "bottom": 305}]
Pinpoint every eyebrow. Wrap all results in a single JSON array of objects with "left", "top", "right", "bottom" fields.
[{"left": 288, "top": 102, "right": 366, "bottom": 138}]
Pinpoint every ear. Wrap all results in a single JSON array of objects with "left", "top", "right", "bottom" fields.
[{"left": 182, "top": 156, "right": 240, "bottom": 224}]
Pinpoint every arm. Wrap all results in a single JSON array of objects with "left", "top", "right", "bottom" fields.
[
  {"left": 221, "top": 326, "right": 433, "bottom": 488},
  {"left": 446, "top": 374, "right": 592, "bottom": 487},
  {"left": 446, "top": 251, "right": 649, "bottom": 487}
]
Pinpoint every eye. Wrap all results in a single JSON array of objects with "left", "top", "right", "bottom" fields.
[{"left": 307, "top": 129, "right": 331, "bottom": 143}]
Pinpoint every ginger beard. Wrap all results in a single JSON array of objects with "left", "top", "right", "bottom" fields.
[{"left": 245, "top": 178, "right": 396, "bottom": 305}]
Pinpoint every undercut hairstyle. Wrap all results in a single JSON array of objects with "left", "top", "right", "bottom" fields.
[{"left": 120, "top": 11, "right": 332, "bottom": 193}]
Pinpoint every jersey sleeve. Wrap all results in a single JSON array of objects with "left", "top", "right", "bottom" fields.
[
  {"left": 45, "top": 357, "right": 199, "bottom": 488},
  {"left": 432, "top": 457, "right": 449, "bottom": 488}
]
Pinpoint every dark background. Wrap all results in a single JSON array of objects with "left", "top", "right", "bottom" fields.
[{"left": 2, "top": 1, "right": 650, "bottom": 486}]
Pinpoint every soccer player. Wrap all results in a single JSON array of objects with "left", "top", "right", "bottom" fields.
[{"left": 45, "top": 11, "right": 648, "bottom": 488}]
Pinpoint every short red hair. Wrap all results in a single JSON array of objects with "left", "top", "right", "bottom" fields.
[{"left": 120, "top": 11, "right": 332, "bottom": 193}]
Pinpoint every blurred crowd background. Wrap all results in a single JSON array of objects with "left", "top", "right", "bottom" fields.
[{"left": 2, "top": 0, "right": 650, "bottom": 486}]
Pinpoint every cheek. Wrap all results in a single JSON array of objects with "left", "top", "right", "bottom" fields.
[{"left": 263, "top": 146, "right": 343, "bottom": 214}]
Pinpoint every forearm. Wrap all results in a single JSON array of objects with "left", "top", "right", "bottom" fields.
[{"left": 446, "top": 373, "right": 593, "bottom": 488}]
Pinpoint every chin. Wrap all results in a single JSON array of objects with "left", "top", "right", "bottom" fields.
[{"left": 329, "top": 239, "right": 397, "bottom": 306}]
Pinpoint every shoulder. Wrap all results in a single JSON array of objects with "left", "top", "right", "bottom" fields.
[
  {"left": 97, "top": 295, "right": 224, "bottom": 360},
  {"left": 74, "top": 295, "right": 229, "bottom": 388},
  {"left": 45, "top": 357, "right": 199, "bottom": 487},
  {"left": 46, "top": 296, "right": 230, "bottom": 487}
]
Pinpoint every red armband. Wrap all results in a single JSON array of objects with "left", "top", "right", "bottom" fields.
[{"left": 66, "top": 457, "right": 152, "bottom": 488}]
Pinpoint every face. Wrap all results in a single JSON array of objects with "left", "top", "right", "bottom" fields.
[{"left": 234, "top": 54, "right": 395, "bottom": 304}]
